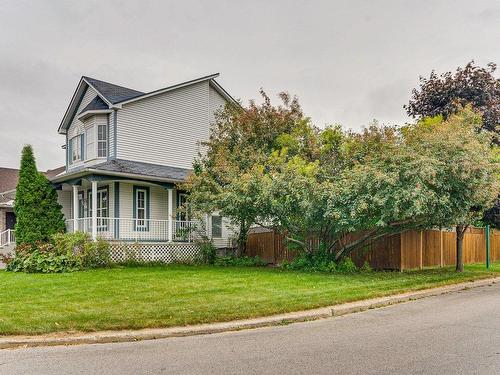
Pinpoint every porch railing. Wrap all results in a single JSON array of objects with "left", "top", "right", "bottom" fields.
[
  {"left": 0, "top": 229, "right": 15, "bottom": 248},
  {"left": 65, "top": 217, "right": 203, "bottom": 243}
]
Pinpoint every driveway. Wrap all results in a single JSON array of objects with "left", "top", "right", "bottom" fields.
[{"left": 1, "top": 282, "right": 499, "bottom": 374}]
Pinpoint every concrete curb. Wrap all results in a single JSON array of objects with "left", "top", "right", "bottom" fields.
[{"left": 1, "top": 276, "right": 497, "bottom": 350}]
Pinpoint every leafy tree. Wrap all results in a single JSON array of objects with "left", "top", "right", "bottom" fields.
[
  {"left": 14, "top": 145, "right": 65, "bottom": 245},
  {"left": 405, "top": 61, "right": 499, "bottom": 138},
  {"left": 403, "top": 109, "right": 497, "bottom": 271},
  {"left": 184, "top": 91, "right": 312, "bottom": 254}
]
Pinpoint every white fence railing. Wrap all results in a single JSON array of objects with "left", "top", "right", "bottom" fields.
[
  {"left": 65, "top": 217, "right": 203, "bottom": 243},
  {"left": 0, "top": 229, "right": 15, "bottom": 247}
]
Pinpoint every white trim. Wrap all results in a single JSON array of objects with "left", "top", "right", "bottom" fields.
[
  {"left": 58, "top": 78, "right": 112, "bottom": 134},
  {"left": 168, "top": 189, "right": 173, "bottom": 242},
  {"left": 82, "top": 77, "right": 113, "bottom": 107},
  {"left": 77, "top": 109, "right": 112, "bottom": 121},
  {"left": 209, "top": 79, "right": 239, "bottom": 105},
  {"left": 97, "top": 124, "right": 108, "bottom": 158},
  {"left": 135, "top": 188, "right": 148, "bottom": 229},
  {"left": 91, "top": 181, "right": 98, "bottom": 240},
  {"left": 117, "top": 73, "right": 220, "bottom": 106},
  {"left": 52, "top": 168, "right": 189, "bottom": 184}
]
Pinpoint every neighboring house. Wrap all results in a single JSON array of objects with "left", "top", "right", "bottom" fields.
[
  {"left": 50, "top": 73, "right": 236, "bottom": 258},
  {"left": 0, "top": 166, "right": 64, "bottom": 248},
  {"left": 0, "top": 168, "right": 18, "bottom": 235}
]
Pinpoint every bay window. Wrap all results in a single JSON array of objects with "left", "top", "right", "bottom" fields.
[
  {"left": 70, "top": 135, "right": 83, "bottom": 163},
  {"left": 98, "top": 124, "right": 107, "bottom": 158}
]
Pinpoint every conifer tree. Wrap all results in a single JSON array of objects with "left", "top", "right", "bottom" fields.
[{"left": 14, "top": 145, "right": 65, "bottom": 245}]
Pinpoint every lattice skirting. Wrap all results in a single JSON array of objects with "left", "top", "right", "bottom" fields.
[{"left": 108, "top": 242, "right": 201, "bottom": 263}]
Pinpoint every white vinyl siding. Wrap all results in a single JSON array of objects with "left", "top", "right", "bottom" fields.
[
  {"left": 119, "top": 183, "right": 169, "bottom": 222},
  {"left": 108, "top": 110, "right": 115, "bottom": 158},
  {"left": 209, "top": 84, "right": 227, "bottom": 125},
  {"left": 57, "top": 190, "right": 72, "bottom": 220},
  {"left": 67, "top": 86, "right": 99, "bottom": 169},
  {"left": 67, "top": 86, "right": 99, "bottom": 139},
  {"left": 116, "top": 81, "right": 211, "bottom": 169}
]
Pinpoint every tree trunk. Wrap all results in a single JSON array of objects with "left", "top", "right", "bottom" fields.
[
  {"left": 455, "top": 225, "right": 465, "bottom": 272},
  {"left": 236, "top": 221, "right": 248, "bottom": 257}
]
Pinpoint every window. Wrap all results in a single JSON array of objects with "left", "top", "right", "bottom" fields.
[
  {"left": 211, "top": 215, "right": 222, "bottom": 238},
  {"left": 177, "top": 193, "right": 189, "bottom": 221},
  {"left": 85, "top": 127, "right": 95, "bottom": 160},
  {"left": 88, "top": 188, "right": 109, "bottom": 230},
  {"left": 97, "top": 124, "right": 107, "bottom": 158},
  {"left": 135, "top": 188, "right": 148, "bottom": 230},
  {"left": 77, "top": 192, "right": 84, "bottom": 219},
  {"left": 70, "top": 135, "right": 82, "bottom": 163}
]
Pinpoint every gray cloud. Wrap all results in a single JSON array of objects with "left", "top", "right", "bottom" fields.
[{"left": 0, "top": 0, "right": 498, "bottom": 170}]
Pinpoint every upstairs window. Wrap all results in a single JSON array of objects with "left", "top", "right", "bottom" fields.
[
  {"left": 70, "top": 135, "right": 83, "bottom": 163},
  {"left": 85, "top": 127, "right": 95, "bottom": 160},
  {"left": 97, "top": 124, "right": 107, "bottom": 158}
]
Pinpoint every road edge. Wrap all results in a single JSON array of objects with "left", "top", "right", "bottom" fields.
[{"left": 1, "top": 276, "right": 498, "bottom": 350}]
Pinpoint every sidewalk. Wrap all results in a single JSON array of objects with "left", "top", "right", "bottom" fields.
[{"left": 1, "top": 276, "right": 497, "bottom": 350}]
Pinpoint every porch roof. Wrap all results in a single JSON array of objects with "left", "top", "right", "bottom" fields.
[{"left": 51, "top": 159, "right": 192, "bottom": 185}]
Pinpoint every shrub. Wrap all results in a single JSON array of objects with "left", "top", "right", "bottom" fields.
[
  {"left": 214, "top": 256, "right": 268, "bottom": 267},
  {"left": 360, "top": 260, "right": 373, "bottom": 272},
  {"left": 281, "top": 251, "right": 361, "bottom": 273},
  {"left": 337, "top": 257, "right": 358, "bottom": 273},
  {"left": 198, "top": 239, "right": 217, "bottom": 265},
  {"left": 6, "top": 232, "right": 110, "bottom": 273}
]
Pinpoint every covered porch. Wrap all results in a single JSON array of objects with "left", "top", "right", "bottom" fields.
[{"left": 53, "top": 160, "right": 230, "bottom": 246}]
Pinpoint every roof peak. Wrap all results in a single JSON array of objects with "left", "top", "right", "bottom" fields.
[{"left": 82, "top": 76, "right": 145, "bottom": 104}]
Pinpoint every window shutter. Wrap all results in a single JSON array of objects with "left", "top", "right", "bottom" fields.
[
  {"left": 80, "top": 134, "right": 85, "bottom": 160},
  {"left": 68, "top": 139, "right": 73, "bottom": 164}
]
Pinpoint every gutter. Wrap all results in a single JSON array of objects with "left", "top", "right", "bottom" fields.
[{"left": 51, "top": 168, "right": 187, "bottom": 185}]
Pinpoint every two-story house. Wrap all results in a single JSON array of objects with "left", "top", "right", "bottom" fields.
[{"left": 51, "top": 73, "right": 236, "bottom": 261}]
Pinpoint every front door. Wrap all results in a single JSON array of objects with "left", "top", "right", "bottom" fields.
[{"left": 5, "top": 211, "right": 16, "bottom": 230}]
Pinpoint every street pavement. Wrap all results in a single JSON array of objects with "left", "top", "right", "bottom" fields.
[{"left": 1, "top": 282, "right": 499, "bottom": 374}]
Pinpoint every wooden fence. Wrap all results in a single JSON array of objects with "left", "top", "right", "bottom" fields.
[{"left": 246, "top": 227, "right": 500, "bottom": 270}]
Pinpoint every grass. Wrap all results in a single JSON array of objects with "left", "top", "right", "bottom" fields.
[{"left": 0, "top": 262, "right": 499, "bottom": 335}]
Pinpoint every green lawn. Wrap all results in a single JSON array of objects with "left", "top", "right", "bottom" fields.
[{"left": 0, "top": 263, "right": 498, "bottom": 335}]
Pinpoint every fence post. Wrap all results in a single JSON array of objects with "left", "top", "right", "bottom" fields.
[
  {"left": 486, "top": 224, "right": 491, "bottom": 269},
  {"left": 419, "top": 230, "right": 423, "bottom": 269},
  {"left": 440, "top": 230, "right": 444, "bottom": 267}
]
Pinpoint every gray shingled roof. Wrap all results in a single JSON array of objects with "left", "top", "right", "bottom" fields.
[
  {"left": 78, "top": 96, "right": 109, "bottom": 114},
  {"left": 54, "top": 159, "right": 191, "bottom": 183},
  {"left": 83, "top": 77, "right": 144, "bottom": 104},
  {"left": 94, "top": 159, "right": 191, "bottom": 181},
  {"left": 0, "top": 167, "right": 19, "bottom": 193}
]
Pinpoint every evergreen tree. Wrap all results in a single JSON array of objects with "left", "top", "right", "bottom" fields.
[{"left": 14, "top": 145, "right": 65, "bottom": 245}]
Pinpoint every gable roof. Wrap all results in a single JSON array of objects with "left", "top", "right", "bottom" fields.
[
  {"left": 59, "top": 73, "right": 236, "bottom": 134},
  {"left": 114, "top": 73, "right": 233, "bottom": 105},
  {"left": 0, "top": 166, "right": 65, "bottom": 206},
  {"left": 0, "top": 167, "right": 19, "bottom": 193},
  {"left": 82, "top": 76, "right": 144, "bottom": 104},
  {"left": 78, "top": 96, "right": 109, "bottom": 114}
]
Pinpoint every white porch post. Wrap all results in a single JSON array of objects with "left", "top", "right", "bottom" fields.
[
  {"left": 91, "top": 180, "right": 98, "bottom": 241},
  {"left": 168, "top": 189, "right": 173, "bottom": 242},
  {"left": 72, "top": 185, "right": 78, "bottom": 233},
  {"left": 205, "top": 214, "right": 210, "bottom": 238}
]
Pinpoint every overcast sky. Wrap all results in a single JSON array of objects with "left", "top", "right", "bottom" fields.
[{"left": 0, "top": 0, "right": 499, "bottom": 170}]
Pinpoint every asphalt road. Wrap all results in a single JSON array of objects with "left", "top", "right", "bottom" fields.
[{"left": 1, "top": 282, "right": 500, "bottom": 375}]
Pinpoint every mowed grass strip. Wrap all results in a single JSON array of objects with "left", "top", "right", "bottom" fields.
[{"left": 0, "top": 263, "right": 498, "bottom": 335}]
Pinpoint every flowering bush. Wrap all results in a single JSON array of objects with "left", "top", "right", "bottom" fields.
[{"left": 5, "top": 232, "right": 110, "bottom": 273}]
